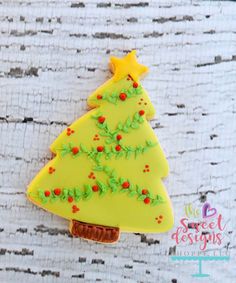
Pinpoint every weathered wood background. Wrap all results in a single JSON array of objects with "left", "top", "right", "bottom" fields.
[{"left": 0, "top": 0, "right": 235, "bottom": 282}]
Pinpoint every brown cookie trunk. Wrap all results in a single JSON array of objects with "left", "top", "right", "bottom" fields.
[{"left": 70, "top": 220, "right": 120, "bottom": 243}]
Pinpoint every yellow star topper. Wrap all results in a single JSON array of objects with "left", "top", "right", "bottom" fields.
[{"left": 110, "top": 50, "right": 148, "bottom": 82}]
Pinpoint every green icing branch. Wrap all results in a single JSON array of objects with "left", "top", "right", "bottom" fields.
[
  {"left": 60, "top": 140, "right": 157, "bottom": 163},
  {"left": 37, "top": 169, "right": 165, "bottom": 207},
  {"left": 92, "top": 111, "right": 145, "bottom": 145},
  {"left": 91, "top": 85, "right": 143, "bottom": 105}
]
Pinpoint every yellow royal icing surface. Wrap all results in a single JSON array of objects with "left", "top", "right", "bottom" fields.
[{"left": 27, "top": 51, "right": 174, "bottom": 234}]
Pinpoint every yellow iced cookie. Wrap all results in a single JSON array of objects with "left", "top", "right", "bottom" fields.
[{"left": 27, "top": 50, "right": 174, "bottom": 243}]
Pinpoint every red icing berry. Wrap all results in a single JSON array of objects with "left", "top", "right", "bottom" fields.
[
  {"left": 48, "top": 166, "right": 55, "bottom": 174},
  {"left": 71, "top": 147, "right": 79, "bottom": 155},
  {"left": 67, "top": 128, "right": 71, "bottom": 134},
  {"left": 122, "top": 181, "right": 130, "bottom": 189},
  {"left": 97, "top": 94, "right": 103, "bottom": 100},
  {"left": 115, "top": 145, "right": 122, "bottom": 151},
  {"left": 142, "top": 189, "right": 148, "bottom": 195},
  {"left": 139, "top": 110, "right": 145, "bottom": 116},
  {"left": 119, "top": 93, "right": 127, "bottom": 101},
  {"left": 72, "top": 205, "right": 80, "bottom": 213},
  {"left": 144, "top": 197, "right": 150, "bottom": 204},
  {"left": 116, "top": 134, "right": 122, "bottom": 141},
  {"left": 67, "top": 128, "right": 74, "bottom": 136},
  {"left": 133, "top": 82, "right": 138, "bottom": 88},
  {"left": 158, "top": 220, "right": 161, "bottom": 224},
  {"left": 97, "top": 146, "right": 104, "bottom": 152},
  {"left": 92, "top": 185, "right": 99, "bottom": 192},
  {"left": 159, "top": 215, "right": 163, "bottom": 219},
  {"left": 68, "top": 196, "right": 73, "bottom": 203},
  {"left": 44, "top": 190, "right": 51, "bottom": 197},
  {"left": 54, "top": 188, "right": 61, "bottom": 196},
  {"left": 93, "top": 134, "right": 100, "bottom": 141},
  {"left": 145, "top": 165, "right": 149, "bottom": 168},
  {"left": 88, "top": 172, "right": 96, "bottom": 179},
  {"left": 98, "top": 116, "right": 105, "bottom": 124}
]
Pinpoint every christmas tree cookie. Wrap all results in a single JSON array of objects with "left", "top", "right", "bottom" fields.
[{"left": 27, "top": 50, "right": 174, "bottom": 243}]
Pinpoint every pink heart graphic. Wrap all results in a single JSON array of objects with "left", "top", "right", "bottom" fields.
[{"left": 202, "top": 203, "right": 217, "bottom": 218}]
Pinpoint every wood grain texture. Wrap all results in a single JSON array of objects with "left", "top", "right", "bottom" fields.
[{"left": 0, "top": 0, "right": 235, "bottom": 282}]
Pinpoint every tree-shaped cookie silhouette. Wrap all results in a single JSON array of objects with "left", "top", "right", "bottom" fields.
[{"left": 27, "top": 51, "right": 174, "bottom": 243}]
